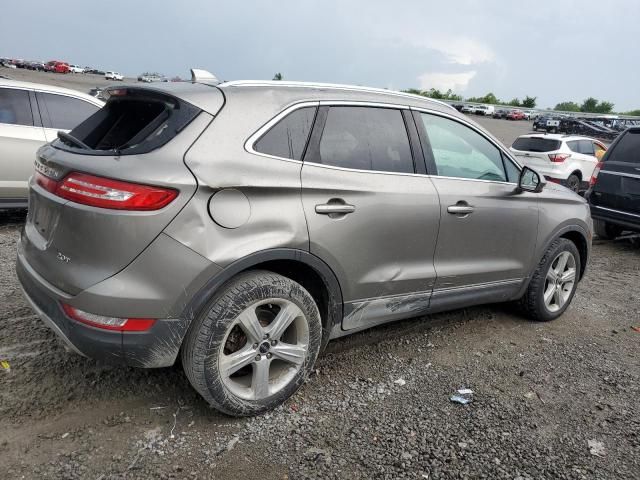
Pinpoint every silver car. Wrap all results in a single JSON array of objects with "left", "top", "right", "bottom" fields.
[
  {"left": 0, "top": 80, "right": 103, "bottom": 208},
  {"left": 17, "top": 74, "right": 592, "bottom": 416}
]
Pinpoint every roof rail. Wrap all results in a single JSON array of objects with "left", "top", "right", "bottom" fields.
[{"left": 190, "top": 68, "right": 219, "bottom": 84}]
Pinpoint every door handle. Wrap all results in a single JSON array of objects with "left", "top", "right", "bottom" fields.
[
  {"left": 447, "top": 205, "right": 474, "bottom": 215},
  {"left": 315, "top": 203, "right": 356, "bottom": 215}
]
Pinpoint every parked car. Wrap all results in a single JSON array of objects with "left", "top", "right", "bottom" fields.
[
  {"left": 0, "top": 79, "right": 103, "bottom": 209},
  {"left": 461, "top": 104, "right": 476, "bottom": 114},
  {"left": 18, "top": 76, "right": 592, "bottom": 416},
  {"left": 68, "top": 65, "right": 85, "bottom": 74},
  {"left": 45, "top": 61, "right": 70, "bottom": 74},
  {"left": 586, "top": 127, "right": 640, "bottom": 238},
  {"left": 138, "top": 73, "right": 167, "bottom": 83},
  {"left": 510, "top": 134, "right": 607, "bottom": 192},
  {"left": 523, "top": 110, "right": 538, "bottom": 120},
  {"left": 507, "top": 110, "right": 526, "bottom": 120},
  {"left": 105, "top": 71, "right": 124, "bottom": 81},
  {"left": 474, "top": 105, "right": 495, "bottom": 116},
  {"left": 533, "top": 115, "right": 553, "bottom": 131},
  {"left": 451, "top": 104, "right": 464, "bottom": 112},
  {"left": 493, "top": 109, "right": 508, "bottom": 119}
]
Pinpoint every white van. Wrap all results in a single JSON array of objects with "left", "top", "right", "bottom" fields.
[{"left": 474, "top": 105, "right": 495, "bottom": 116}]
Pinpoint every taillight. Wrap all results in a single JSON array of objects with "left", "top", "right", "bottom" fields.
[
  {"left": 62, "top": 304, "right": 155, "bottom": 332},
  {"left": 549, "top": 153, "right": 571, "bottom": 163},
  {"left": 35, "top": 171, "right": 177, "bottom": 210},
  {"left": 590, "top": 161, "right": 604, "bottom": 187}
]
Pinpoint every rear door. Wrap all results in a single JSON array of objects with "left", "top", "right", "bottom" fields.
[
  {"left": 590, "top": 128, "right": 640, "bottom": 216},
  {"left": 301, "top": 104, "right": 441, "bottom": 330},
  {"left": 0, "top": 86, "right": 46, "bottom": 202},
  {"left": 35, "top": 91, "right": 100, "bottom": 141},
  {"left": 415, "top": 110, "right": 539, "bottom": 307}
]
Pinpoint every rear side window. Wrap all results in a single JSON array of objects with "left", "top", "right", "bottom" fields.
[
  {"left": 317, "top": 106, "right": 413, "bottom": 173},
  {"left": 37, "top": 92, "right": 99, "bottom": 130},
  {"left": 512, "top": 137, "right": 561, "bottom": 152},
  {"left": 608, "top": 130, "right": 640, "bottom": 164},
  {"left": 55, "top": 89, "right": 201, "bottom": 156},
  {"left": 254, "top": 106, "right": 316, "bottom": 160},
  {"left": 578, "top": 140, "right": 595, "bottom": 155},
  {"left": 0, "top": 88, "right": 33, "bottom": 126}
]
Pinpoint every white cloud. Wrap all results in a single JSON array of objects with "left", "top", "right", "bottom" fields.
[
  {"left": 424, "top": 37, "right": 495, "bottom": 66},
  {"left": 418, "top": 71, "right": 477, "bottom": 92}
]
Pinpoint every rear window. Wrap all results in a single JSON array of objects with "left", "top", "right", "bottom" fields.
[
  {"left": 608, "top": 130, "right": 640, "bottom": 164},
  {"left": 254, "top": 106, "right": 316, "bottom": 160},
  {"left": 54, "top": 89, "right": 200, "bottom": 156},
  {"left": 512, "top": 137, "right": 561, "bottom": 152}
]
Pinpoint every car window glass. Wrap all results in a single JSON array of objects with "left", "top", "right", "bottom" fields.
[
  {"left": 566, "top": 140, "right": 580, "bottom": 153},
  {"left": 0, "top": 88, "right": 34, "bottom": 126},
  {"left": 609, "top": 130, "right": 640, "bottom": 164},
  {"left": 254, "top": 106, "right": 316, "bottom": 160},
  {"left": 578, "top": 140, "right": 595, "bottom": 155},
  {"left": 502, "top": 153, "right": 521, "bottom": 183},
  {"left": 37, "top": 92, "right": 99, "bottom": 130},
  {"left": 318, "top": 106, "right": 413, "bottom": 173},
  {"left": 420, "top": 113, "right": 506, "bottom": 182}
]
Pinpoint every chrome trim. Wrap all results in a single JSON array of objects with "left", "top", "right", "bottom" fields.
[
  {"left": 592, "top": 205, "right": 640, "bottom": 219},
  {"left": 431, "top": 278, "right": 523, "bottom": 296},
  {"left": 19, "top": 286, "right": 86, "bottom": 357},
  {"left": 219, "top": 80, "right": 457, "bottom": 112},
  {"left": 318, "top": 99, "right": 410, "bottom": 109},
  {"left": 600, "top": 170, "right": 640, "bottom": 180}
]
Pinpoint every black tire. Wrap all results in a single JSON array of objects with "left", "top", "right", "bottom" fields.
[
  {"left": 566, "top": 173, "right": 581, "bottom": 193},
  {"left": 181, "top": 270, "right": 322, "bottom": 416},
  {"left": 594, "top": 219, "right": 622, "bottom": 240},
  {"left": 519, "top": 238, "right": 581, "bottom": 322}
]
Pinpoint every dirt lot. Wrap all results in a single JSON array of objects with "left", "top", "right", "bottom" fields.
[{"left": 1, "top": 71, "right": 639, "bottom": 479}]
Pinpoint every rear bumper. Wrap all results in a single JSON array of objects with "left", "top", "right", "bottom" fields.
[{"left": 589, "top": 204, "right": 640, "bottom": 232}]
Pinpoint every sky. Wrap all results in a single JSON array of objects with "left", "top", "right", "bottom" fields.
[{"left": 3, "top": 0, "right": 640, "bottom": 110}]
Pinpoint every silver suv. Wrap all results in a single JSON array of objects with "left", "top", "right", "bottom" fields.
[{"left": 18, "top": 75, "right": 592, "bottom": 416}]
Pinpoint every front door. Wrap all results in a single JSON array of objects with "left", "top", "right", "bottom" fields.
[
  {"left": 414, "top": 110, "right": 539, "bottom": 309},
  {"left": 301, "top": 105, "right": 441, "bottom": 330}
]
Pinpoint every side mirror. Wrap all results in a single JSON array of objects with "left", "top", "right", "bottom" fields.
[{"left": 518, "top": 166, "right": 546, "bottom": 193}]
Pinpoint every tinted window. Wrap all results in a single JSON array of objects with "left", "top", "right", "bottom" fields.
[
  {"left": 503, "top": 153, "right": 521, "bottom": 183},
  {"left": 512, "top": 137, "right": 561, "bottom": 152},
  {"left": 421, "top": 113, "right": 506, "bottom": 182},
  {"left": 37, "top": 92, "right": 99, "bottom": 130},
  {"left": 608, "top": 130, "right": 640, "bottom": 164},
  {"left": 254, "top": 106, "right": 316, "bottom": 160},
  {"left": 318, "top": 107, "right": 413, "bottom": 173},
  {"left": 0, "top": 88, "right": 33, "bottom": 126},
  {"left": 578, "top": 140, "right": 595, "bottom": 155}
]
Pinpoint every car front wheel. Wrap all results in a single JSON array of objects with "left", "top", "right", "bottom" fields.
[
  {"left": 181, "top": 270, "right": 322, "bottom": 416},
  {"left": 519, "top": 238, "right": 580, "bottom": 322}
]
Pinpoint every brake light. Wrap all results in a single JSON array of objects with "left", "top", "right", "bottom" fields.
[
  {"left": 590, "top": 161, "right": 604, "bottom": 187},
  {"left": 62, "top": 304, "right": 155, "bottom": 332},
  {"left": 549, "top": 153, "right": 571, "bottom": 163},
  {"left": 36, "top": 171, "right": 177, "bottom": 210}
]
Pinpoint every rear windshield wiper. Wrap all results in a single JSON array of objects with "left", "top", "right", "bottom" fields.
[{"left": 57, "top": 131, "right": 91, "bottom": 150}]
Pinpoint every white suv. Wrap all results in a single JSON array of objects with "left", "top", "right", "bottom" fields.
[
  {"left": 510, "top": 134, "right": 607, "bottom": 193},
  {"left": 105, "top": 71, "right": 124, "bottom": 81}
]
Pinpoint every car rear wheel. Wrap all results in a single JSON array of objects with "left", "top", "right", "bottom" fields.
[
  {"left": 594, "top": 219, "right": 622, "bottom": 240},
  {"left": 519, "top": 238, "right": 580, "bottom": 322},
  {"left": 566, "top": 174, "right": 581, "bottom": 193},
  {"left": 181, "top": 270, "right": 322, "bottom": 416}
]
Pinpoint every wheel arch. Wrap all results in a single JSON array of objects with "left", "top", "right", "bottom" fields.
[{"left": 179, "top": 248, "right": 344, "bottom": 350}]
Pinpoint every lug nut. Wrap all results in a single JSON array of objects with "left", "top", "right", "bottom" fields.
[
  {"left": 254, "top": 355, "right": 261, "bottom": 361},
  {"left": 266, "top": 353, "right": 273, "bottom": 359},
  {"left": 253, "top": 343, "right": 259, "bottom": 349},
  {"left": 271, "top": 339, "right": 278, "bottom": 346},
  {"left": 263, "top": 333, "right": 269, "bottom": 340}
]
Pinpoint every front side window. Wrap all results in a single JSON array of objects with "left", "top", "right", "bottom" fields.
[
  {"left": 37, "top": 92, "right": 99, "bottom": 130},
  {"left": 0, "top": 88, "right": 33, "bottom": 126},
  {"left": 254, "top": 106, "right": 316, "bottom": 160},
  {"left": 420, "top": 113, "right": 507, "bottom": 182},
  {"left": 317, "top": 106, "right": 414, "bottom": 173}
]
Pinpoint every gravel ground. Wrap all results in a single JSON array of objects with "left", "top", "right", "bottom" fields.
[{"left": 1, "top": 71, "right": 639, "bottom": 479}]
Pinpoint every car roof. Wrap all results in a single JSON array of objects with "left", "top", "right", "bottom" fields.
[
  {"left": 0, "top": 79, "right": 104, "bottom": 106},
  {"left": 515, "top": 133, "right": 603, "bottom": 142}
]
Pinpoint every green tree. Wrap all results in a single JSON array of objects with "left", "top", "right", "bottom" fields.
[
  {"left": 466, "top": 92, "right": 499, "bottom": 104},
  {"left": 580, "top": 97, "right": 614, "bottom": 114},
  {"left": 522, "top": 96, "right": 537, "bottom": 108},
  {"left": 272, "top": 72, "right": 283, "bottom": 81},
  {"left": 508, "top": 98, "right": 521, "bottom": 107},
  {"left": 623, "top": 109, "right": 640, "bottom": 116},
  {"left": 555, "top": 101, "right": 581, "bottom": 112}
]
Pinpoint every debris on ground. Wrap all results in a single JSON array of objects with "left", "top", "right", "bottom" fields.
[
  {"left": 393, "top": 378, "right": 406, "bottom": 386},
  {"left": 450, "top": 388, "right": 474, "bottom": 405},
  {"left": 1, "top": 360, "right": 10, "bottom": 372},
  {"left": 631, "top": 326, "right": 640, "bottom": 333},
  {"left": 588, "top": 439, "right": 606, "bottom": 457}
]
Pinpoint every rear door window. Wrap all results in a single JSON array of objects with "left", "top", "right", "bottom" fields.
[
  {"left": 316, "top": 106, "right": 414, "bottom": 173},
  {"left": 578, "top": 140, "right": 595, "bottom": 155},
  {"left": 36, "top": 92, "right": 99, "bottom": 130},
  {"left": 254, "top": 106, "right": 316, "bottom": 160},
  {"left": 0, "top": 88, "right": 34, "bottom": 126},
  {"left": 608, "top": 130, "right": 640, "bottom": 164},
  {"left": 512, "top": 137, "right": 561, "bottom": 152}
]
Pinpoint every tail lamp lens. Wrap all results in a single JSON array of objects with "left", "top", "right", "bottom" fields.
[
  {"left": 549, "top": 153, "right": 571, "bottom": 163},
  {"left": 62, "top": 304, "right": 155, "bottom": 332},
  {"left": 590, "top": 161, "right": 604, "bottom": 187},
  {"left": 35, "top": 171, "right": 177, "bottom": 210}
]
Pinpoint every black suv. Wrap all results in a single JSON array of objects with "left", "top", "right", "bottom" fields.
[{"left": 587, "top": 127, "right": 640, "bottom": 238}]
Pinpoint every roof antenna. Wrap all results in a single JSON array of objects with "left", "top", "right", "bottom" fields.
[{"left": 190, "top": 68, "right": 219, "bottom": 84}]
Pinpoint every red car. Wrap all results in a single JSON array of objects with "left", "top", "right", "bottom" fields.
[
  {"left": 506, "top": 110, "right": 525, "bottom": 120},
  {"left": 45, "top": 60, "right": 70, "bottom": 73}
]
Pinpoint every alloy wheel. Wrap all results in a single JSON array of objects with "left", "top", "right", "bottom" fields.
[{"left": 543, "top": 251, "right": 577, "bottom": 313}]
